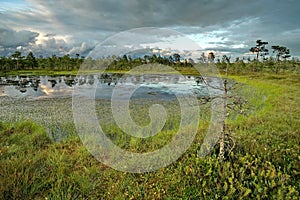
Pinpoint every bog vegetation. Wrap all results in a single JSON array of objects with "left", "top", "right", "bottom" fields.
[{"left": 0, "top": 40, "right": 299, "bottom": 199}]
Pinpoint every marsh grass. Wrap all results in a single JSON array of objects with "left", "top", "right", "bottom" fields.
[
  {"left": 96, "top": 99, "right": 185, "bottom": 152},
  {"left": 0, "top": 73, "right": 299, "bottom": 199}
]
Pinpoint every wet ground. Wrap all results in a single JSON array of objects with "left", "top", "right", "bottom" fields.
[{"left": 0, "top": 73, "right": 223, "bottom": 141}]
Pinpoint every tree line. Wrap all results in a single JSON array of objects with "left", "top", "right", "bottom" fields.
[
  {"left": 0, "top": 40, "right": 299, "bottom": 74},
  {"left": 0, "top": 51, "right": 84, "bottom": 71}
]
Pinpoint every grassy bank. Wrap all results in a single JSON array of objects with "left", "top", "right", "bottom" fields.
[
  {"left": 0, "top": 69, "right": 80, "bottom": 76},
  {"left": 0, "top": 67, "right": 201, "bottom": 76},
  {"left": 0, "top": 73, "right": 299, "bottom": 199}
]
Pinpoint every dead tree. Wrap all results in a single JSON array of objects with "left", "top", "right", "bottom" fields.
[{"left": 199, "top": 56, "right": 247, "bottom": 160}]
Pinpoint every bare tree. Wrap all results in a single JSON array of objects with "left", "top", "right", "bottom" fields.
[{"left": 199, "top": 55, "right": 248, "bottom": 160}]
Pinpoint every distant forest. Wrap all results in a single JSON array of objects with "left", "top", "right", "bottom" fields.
[{"left": 1, "top": 40, "right": 299, "bottom": 74}]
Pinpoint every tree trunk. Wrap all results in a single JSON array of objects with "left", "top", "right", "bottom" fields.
[{"left": 219, "top": 66, "right": 228, "bottom": 160}]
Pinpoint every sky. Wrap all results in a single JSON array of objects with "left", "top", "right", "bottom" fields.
[{"left": 0, "top": 0, "right": 300, "bottom": 60}]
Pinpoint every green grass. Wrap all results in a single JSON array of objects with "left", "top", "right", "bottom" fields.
[
  {"left": 0, "top": 65, "right": 204, "bottom": 76},
  {"left": 0, "top": 68, "right": 201, "bottom": 76},
  {"left": 0, "top": 69, "right": 80, "bottom": 76},
  {"left": 0, "top": 72, "right": 299, "bottom": 199}
]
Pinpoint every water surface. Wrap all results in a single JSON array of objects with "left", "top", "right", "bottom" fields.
[{"left": 0, "top": 74, "right": 222, "bottom": 100}]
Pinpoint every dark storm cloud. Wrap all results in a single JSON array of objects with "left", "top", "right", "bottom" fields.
[
  {"left": 24, "top": 0, "right": 268, "bottom": 32},
  {"left": 24, "top": 0, "right": 300, "bottom": 32},
  {"left": 0, "top": 0, "right": 299, "bottom": 57},
  {"left": 0, "top": 28, "right": 39, "bottom": 48}
]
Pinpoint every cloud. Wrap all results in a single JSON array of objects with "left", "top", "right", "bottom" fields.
[
  {"left": 0, "top": 28, "right": 39, "bottom": 48},
  {"left": 16, "top": 0, "right": 299, "bottom": 36},
  {"left": 22, "top": 0, "right": 270, "bottom": 32},
  {"left": 67, "top": 42, "right": 95, "bottom": 56},
  {"left": 0, "top": 0, "right": 299, "bottom": 57}
]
